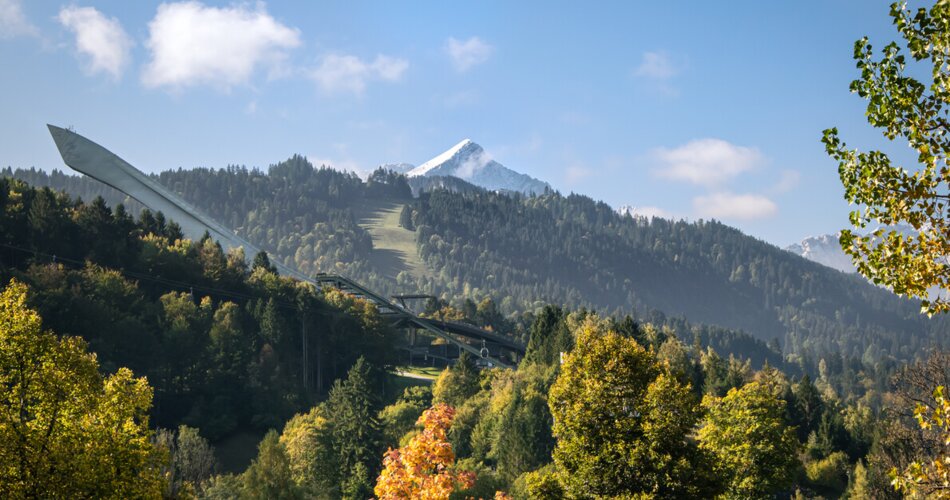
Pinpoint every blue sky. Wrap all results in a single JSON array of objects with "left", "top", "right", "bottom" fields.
[{"left": 0, "top": 0, "right": 916, "bottom": 246}]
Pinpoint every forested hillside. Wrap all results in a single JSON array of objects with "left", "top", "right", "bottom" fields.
[
  {"left": 0, "top": 176, "right": 398, "bottom": 441},
  {"left": 6, "top": 159, "right": 945, "bottom": 379},
  {"left": 410, "top": 189, "right": 948, "bottom": 367}
]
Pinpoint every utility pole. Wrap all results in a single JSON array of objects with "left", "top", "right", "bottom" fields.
[{"left": 301, "top": 313, "right": 308, "bottom": 391}]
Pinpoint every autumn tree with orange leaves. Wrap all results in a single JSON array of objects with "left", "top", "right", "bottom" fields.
[{"left": 374, "top": 403, "right": 475, "bottom": 499}]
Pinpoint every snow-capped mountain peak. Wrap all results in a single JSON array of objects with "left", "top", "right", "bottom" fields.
[
  {"left": 406, "top": 139, "right": 550, "bottom": 195},
  {"left": 380, "top": 162, "right": 416, "bottom": 174},
  {"left": 785, "top": 233, "right": 855, "bottom": 273},
  {"left": 407, "top": 139, "right": 474, "bottom": 177}
]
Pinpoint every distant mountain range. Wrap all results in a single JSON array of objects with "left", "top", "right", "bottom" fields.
[
  {"left": 785, "top": 233, "right": 855, "bottom": 274},
  {"left": 786, "top": 226, "right": 947, "bottom": 300},
  {"left": 382, "top": 139, "right": 551, "bottom": 195}
]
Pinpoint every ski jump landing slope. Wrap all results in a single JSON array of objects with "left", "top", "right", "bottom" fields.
[{"left": 46, "top": 125, "right": 524, "bottom": 367}]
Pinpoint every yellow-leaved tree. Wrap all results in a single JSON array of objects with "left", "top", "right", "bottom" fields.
[
  {"left": 374, "top": 403, "right": 475, "bottom": 499},
  {"left": 0, "top": 279, "right": 164, "bottom": 498},
  {"left": 891, "top": 385, "right": 950, "bottom": 498},
  {"left": 822, "top": 1, "right": 950, "bottom": 315}
]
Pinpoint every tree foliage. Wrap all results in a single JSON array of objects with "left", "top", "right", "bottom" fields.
[
  {"left": 10, "top": 156, "right": 939, "bottom": 373},
  {"left": 0, "top": 178, "right": 398, "bottom": 437},
  {"left": 325, "top": 356, "right": 384, "bottom": 495},
  {"left": 156, "top": 424, "right": 217, "bottom": 497},
  {"left": 698, "top": 381, "right": 800, "bottom": 498},
  {"left": 547, "top": 319, "right": 719, "bottom": 498},
  {"left": 278, "top": 407, "right": 337, "bottom": 496},
  {"left": 891, "top": 385, "right": 950, "bottom": 498},
  {"left": 240, "top": 430, "right": 302, "bottom": 499},
  {"left": 432, "top": 351, "right": 481, "bottom": 408},
  {"left": 0, "top": 279, "right": 164, "bottom": 498},
  {"left": 823, "top": 1, "right": 950, "bottom": 315},
  {"left": 374, "top": 403, "right": 476, "bottom": 500}
]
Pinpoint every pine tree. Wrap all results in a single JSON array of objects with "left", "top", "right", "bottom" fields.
[{"left": 326, "top": 356, "right": 383, "bottom": 493}]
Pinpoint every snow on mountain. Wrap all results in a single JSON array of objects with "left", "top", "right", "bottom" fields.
[
  {"left": 787, "top": 227, "right": 947, "bottom": 300},
  {"left": 408, "top": 139, "right": 474, "bottom": 177},
  {"left": 380, "top": 163, "right": 415, "bottom": 174},
  {"left": 785, "top": 233, "right": 855, "bottom": 274},
  {"left": 407, "top": 139, "right": 551, "bottom": 195}
]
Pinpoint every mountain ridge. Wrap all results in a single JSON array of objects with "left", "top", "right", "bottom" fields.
[{"left": 394, "top": 139, "right": 551, "bottom": 195}]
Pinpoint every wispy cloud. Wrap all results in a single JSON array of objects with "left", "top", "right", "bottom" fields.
[
  {"left": 772, "top": 169, "right": 801, "bottom": 194},
  {"left": 652, "top": 138, "right": 763, "bottom": 186},
  {"left": 445, "top": 36, "right": 493, "bottom": 72},
  {"left": 693, "top": 192, "right": 777, "bottom": 220},
  {"left": 633, "top": 51, "right": 682, "bottom": 96},
  {"left": 455, "top": 148, "right": 492, "bottom": 180},
  {"left": 309, "top": 53, "right": 408, "bottom": 94},
  {"left": 565, "top": 165, "right": 593, "bottom": 185},
  {"left": 307, "top": 155, "right": 365, "bottom": 178},
  {"left": 58, "top": 6, "right": 133, "bottom": 80},
  {"left": 0, "top": 0, "right": 37, "bottom": 39},
  {"left": 635, "top": 51, "right": 677, "bottom": 79},
  {"left": 620, "top": 205, "right": 670, "bottom": 219},
  {"left": 142, "top": 2, "right": 301, "bottom": 91},
  {"left": 652, "top": 138, "right": 779, "bottom": 221}
]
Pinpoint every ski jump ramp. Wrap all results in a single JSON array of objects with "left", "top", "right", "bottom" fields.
[{"left": 46, "top": 125, "right": 523, "bottom": 367}]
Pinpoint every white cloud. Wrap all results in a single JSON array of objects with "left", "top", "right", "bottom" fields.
[
  {"left": 456, "top": 148, "right": 492, "bottom": 179},
  {"left": 0, "top": 0, "right": 36, "bottom": 39},
  {"left": 653, "top": 138, "right": 764, "bottom": 186},
  {"left": 307, "top": 155, "right": 366, "bottom": 178},
  {"left": 565, "top": 165, "right": 593, "bottom": 184},
  {"left": 773, "top": 169, "right": 801, "bottom": 193},
  {"left": 619, "top": 205, "right": 670, "bottom": 219},
  {"left": 142, "top": 2, "right": 301, "bottom": 90},
  {"left": 58, "top": 6, "right": 132, "bottom": 80},
  {"left": 633, "top": 51, "right": 682, "bottom": 96},
  {"left": 445, "top": 36, "right": 493, "bottom": 72},
  {"left": 634, "top": 51, "right": 677, "bottom": 80},
  {"left": 309, "top": 54, "right": 408, "bottom": 94},
  {"left": 693, "top": 192, "right": 777, "bottom": 220}
]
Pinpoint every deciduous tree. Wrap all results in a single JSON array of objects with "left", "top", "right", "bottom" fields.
[
  {"left": 698, "top": 381, "right": 800, "bottom": 498},
  {"left": 822, "top": 1, "right": 950, "bottom": 314},
  {"left": 0, "top": 279, "right": 164, "bottom": 498},
  {"left": 547, "top": 319, "right": 720, "bottom": 498},
  {"left": 891, "top": 385, "right": 950, "bottom": 498},
  {"left": 374, "top": 403, "right": 476, "bottom": 499}
]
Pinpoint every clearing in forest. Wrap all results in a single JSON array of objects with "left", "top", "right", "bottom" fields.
[{"left": 353, "top": 197, "right": 428, "bottom": 282}]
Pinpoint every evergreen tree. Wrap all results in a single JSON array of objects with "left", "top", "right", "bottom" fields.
[
  {"left": 253, "top": 250, "right": 278, "bottom": 274},
  {"left": 523, "top": 305, "right": 572, "bottom": 366},
  {"left": 399, "top": 204, "right": 414, "bottom": 230},
  {"left": 325, "top": 356, "right": 383, "bottom": 492}
]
